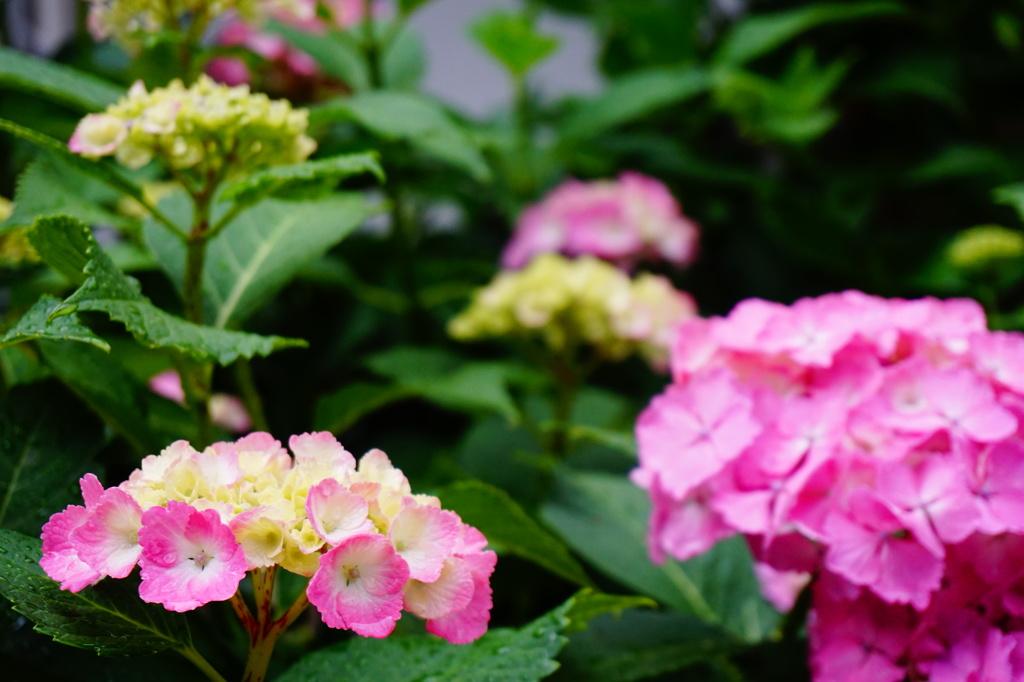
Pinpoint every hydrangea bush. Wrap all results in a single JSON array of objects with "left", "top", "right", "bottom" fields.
[
  {"left": 2, "top": 1, "right": 1024, "bottom": 681},
  {"left": 634, "top": 292, "right": 1024, "bottom": 680}
]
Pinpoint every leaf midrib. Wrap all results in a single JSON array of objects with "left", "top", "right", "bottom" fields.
[{"left": 213, "top": 208, "right": 306, "bottom": 328}]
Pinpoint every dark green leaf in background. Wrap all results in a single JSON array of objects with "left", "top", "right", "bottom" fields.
[
  {"left": 542, "top": 469, "right": 781, "bottom": 643},
  {"left": 713, "top": 2, "right": 905, "bottom": 67},
  {"left": 0, "top": 46, "right": 123, "bottom": 111},
  {"left": 0, "top": 383, "right": 104, "bottom": 535},
  {"left": 438, "top": 480, "right": 594, "bottom": 588},
  {"left": 312, "top": 91, "right": 491, "bottom": 181}
]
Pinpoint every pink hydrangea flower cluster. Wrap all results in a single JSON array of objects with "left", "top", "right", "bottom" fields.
[
  {"left": 207, "top": 0, "right": 367, "bottom": 88},
  {"left": 632, "top": 290, "right": 1024, "bottom": 681},
  {"left": 501, "top": 172, "right": 700, "bottom": 271},
  {"left": 41, "top": 432, "right": 496, "bottom": 643}
]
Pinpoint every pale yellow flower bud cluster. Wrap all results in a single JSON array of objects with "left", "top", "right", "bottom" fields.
[
  {"left": 448, "top": 253, "right": 697, "bottom": 369},
  {"left": 86, "top": 0, "right": 261, "bottom": 50},
  {"left": 70, "top": 76, "right": 316, "bottom": 179}
]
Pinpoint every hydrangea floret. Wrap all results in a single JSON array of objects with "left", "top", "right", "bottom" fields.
[
  {"left": 69, "top": 75, "right": 316, "bottom": 177},
  {"left": 449, "top": 252, "right": 696, "bottom": 371},
  {"left": 633, "top": 290, "right": 1024, "bottom": 681},
  {"left": 501, "top": 172, "right": 700, "bottom": 270},
  {"left": 41, "top": 432, "right": 496, "bottom": 681}
]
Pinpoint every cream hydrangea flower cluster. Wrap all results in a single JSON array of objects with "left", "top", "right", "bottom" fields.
[
  {"left": 69, "top": 76, "right": 316, "bottom": 176},
  {"left": 41, "top": 432, "right": 496, "bottom": 642},
  {"left": 449, "top": 253, "right": 696, "bottom": 369},
  {"left": 86, "top": 0, "right": 262, "bottom": 49}
]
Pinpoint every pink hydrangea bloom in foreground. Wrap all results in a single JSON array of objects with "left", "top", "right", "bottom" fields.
[
  {"left": 634, "top": 290, "right": 1024, "bottom": 681},
  {"left": 502, "top": 172, "right": 700, "bottom": 270},
  {"left": 40, "top": 432, "right": 495, "bottom": 643}
]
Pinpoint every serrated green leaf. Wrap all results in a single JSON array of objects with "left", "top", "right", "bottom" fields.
[
  {"left": 219, "top": 153, "right": 384, "bottom": 206},
  {"left": 311, "top": 91, "right": 491, "bottom": 181},
  {"left": 0, "top": 528, "right": 193, "bottom": 656},
  {"left": 277, "top": 592, "right": 579, "bottom": 682},
  {"left": 6, "top": 153, "right": 129, "bottom": 231},
  {"left": 0, "top": 46, "right": 123, "bottom": 111},
  {"left": 438, "top": 480, "right": 594, "bottom": 588},
  {"left": 36, "top": 341, "right": 164, "bottom": 455},
  {"left": 143, "top": 192, "right": 374, "bottom": 329},
  {"left": 28, "top": 215, "right": 306, "bottom": 364},
  {"left": 714, "top": 2, "right": 905, "bottom": 67},
  {"left": 541, "top": 470, "right": 781, "bottom": 643},
  {"left": 470, "top": 11, "right": 560, "bottom": 79},
  {"left": 0, "top": 296, "right": 110, "bottom": 353},
  {"left": 314, "top": 382, "right": 417, "bottom": 434},
  {"left": 0, "top": 383, "right": 104, "bottom": 535},
  {"left": 557, "top": 609, "right": 737, "bottom": 682},
  {"left": 561, "top": 66, "right": 711, "bottom": 140}
]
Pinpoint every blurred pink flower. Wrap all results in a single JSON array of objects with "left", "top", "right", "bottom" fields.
[
  {"left": 149, "top": 370, "right": 252, "bottom": 433},
  {"left": 502, "top": 172, "right": 700, "bottom": 270}
]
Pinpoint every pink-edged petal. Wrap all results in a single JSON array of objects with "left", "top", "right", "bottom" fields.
[
  {"left": 403, "top": 556, "right": 475, "bottom": 619},
  {"left": 389, "top": 503, "right": 460, "bottom": 583},
  {"left": 138, "top": 501, "right": 247, "bottom": 612},
  {"left": 307, "top": 534, "right": 410, "bottom": 636},
  {"left": 71, "top": 487, "right": 142, "bottom": 579},
  {"left": 40, "top": 505, "right": 102, "bottom": 592},
  {"left": 289, "top": 431, "right": 356, "bottom": 473},
  {"left": 306, "top": 478, "right": 373, "bottom": 545},
  {"left": 425, "top": 550, "right": 497, "bottom": 644}
]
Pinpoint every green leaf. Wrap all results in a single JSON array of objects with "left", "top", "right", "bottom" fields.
[
  {"left": 557, "top": 609, "right": 737, "bottom": 682},
  {"left": 437, "top": 480, "right": 594, "bottom": 588},
  {"left": 311, "top": 91, "right": 491, "bottom": 181},
  {"left": 397, "top": 0, "right": 434, "bottom": 15},
  {"left": 563, "top": 593, "right": 657, "bottom": 634},
  {"left": 0, "top": 46, "right": 123, "bottom": 111},
  {"left": 28, "top": 215, "right": 307, "bottom": 364},
  {"left": 381, "top": 21, "right": 427, "bottom": 90},
  {"left": 0, "top": 528, "right": 194, "bottom": 656},
  {"left": 714, "top": 2, "right": 905, "bottom": 66},
  {"left": 995, "top": 182, "right": 1024, "bottom": 223},
  {"left": 219, "top": 153, "right": 385, "bottom": 207},
  {"left": 314, "top": 382, "right": 417, "bottom": 434},
  {"left": 267, "top": 22, "right": 371, "bottom": 91},
  {"left": 0, "top": 118, "right": 147, "bottom": 207},
  {"left": 0, "top": 383, "right": 104, "bottom": 535},
  {"left": 143, "top": 192, "right": 374, "bottom": 329},
  {"left": 364, "top": 347, "right": 533, "bottom": 423},
  {"left": 277, "top": 592, "right": 578, "bottom": 682},
  {"left": 541, "top": 470, "right": 780, "bottom": 643},
  {"left": 470, "top": 11, "right": 561, "bottom": 79},
  {"left": 905, "top": 145, "right": 1016, "bottom": 185},
  {"left": 36, "top": 341, "right": 163, "bottom": 455},
  {"left": 0, "top": 296, "right": 110, "bottom": 353},
  {"left": 6, "top": 153, "right": 129, "bottom": 231},
  {"left": 561, "top": 66, "right": 711, "bottom": 140}
]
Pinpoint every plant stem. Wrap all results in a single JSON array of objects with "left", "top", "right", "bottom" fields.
[
  {"left": 239, "top": 567, "right": 311, "bottom": 682},
  {"left": 547, "top": 353, "right": 580, "bottom": 460},
  {"left": 234, "top": 358, "right": 270, "bottom": 432},
  {"left": 362, "top": 0, "right": 383, "bottom": 89},
  {"left": 183, "top": 186, "right": 215, "bottom": 445},
  {"left": 177, "top": 645, "right": 230, "bottom": 682}
]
